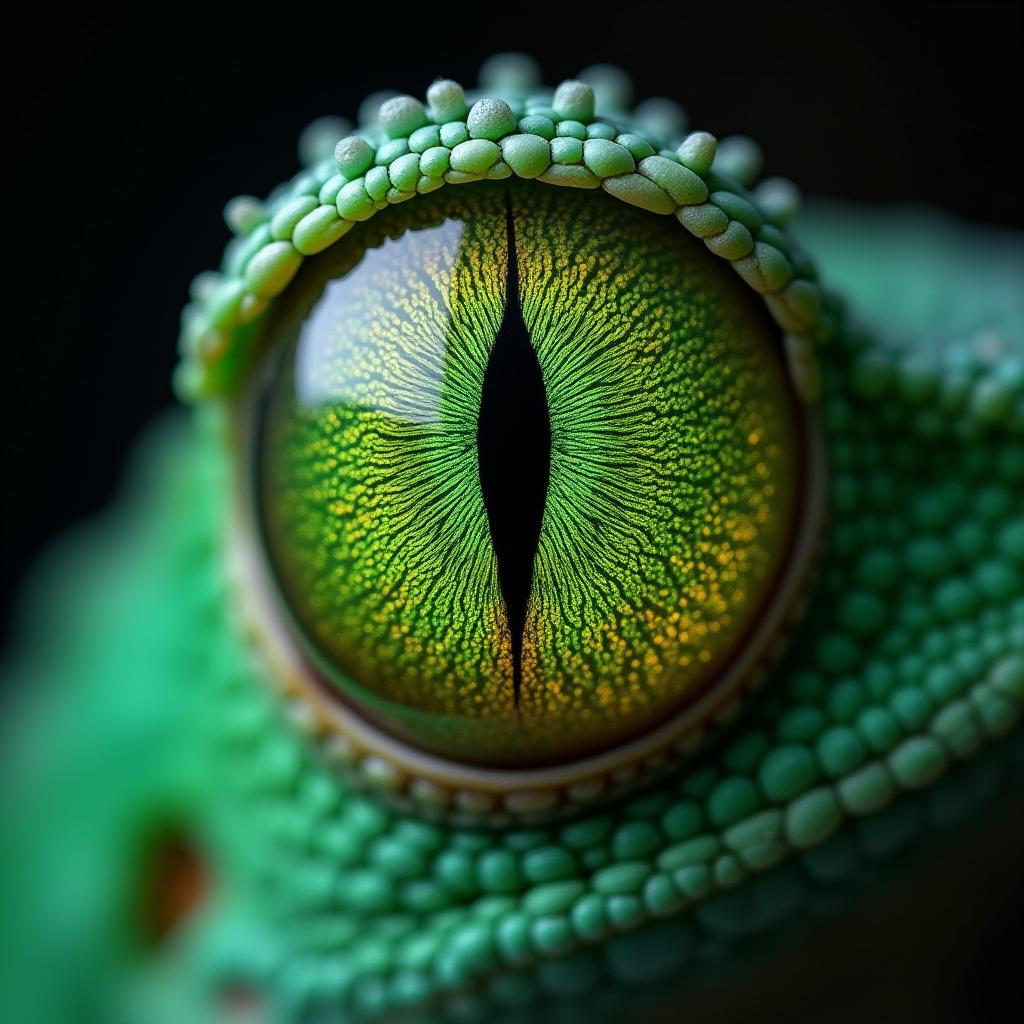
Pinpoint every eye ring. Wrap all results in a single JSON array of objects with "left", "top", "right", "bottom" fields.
[
  {"left": 195, "top": 66, "right": 835, "bottom": 824},
  {"left": 228, "top": 366, "right": 826, "bottom": 826}
]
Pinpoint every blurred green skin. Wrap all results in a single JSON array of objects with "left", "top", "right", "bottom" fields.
[{"left": 1, "top": 203, "right": 1023, "bottom": 1024}]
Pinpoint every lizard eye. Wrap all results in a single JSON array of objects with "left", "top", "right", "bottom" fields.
[
  {"left": 185, "top": 76, "right": 830, "bottom": 819},
  {"left": 245, "top": 178, "right": 821, "bottom": 794}
]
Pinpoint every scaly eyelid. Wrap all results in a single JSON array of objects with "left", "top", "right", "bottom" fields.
[{"left": 176, "top": 73, "right": 830, "bottom": 405}]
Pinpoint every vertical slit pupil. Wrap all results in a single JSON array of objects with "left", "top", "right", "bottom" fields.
[{"left": 477, "top": 195, "right": 551, "bottom": 707}]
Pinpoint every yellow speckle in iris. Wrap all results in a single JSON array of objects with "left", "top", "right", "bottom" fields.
[{"left": 258, "top": 182, "right": 803, "bottom": 767}]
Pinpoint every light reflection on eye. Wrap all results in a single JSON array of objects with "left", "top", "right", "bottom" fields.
[{"left": 295, "top": 220, "right": 465, "bottom": 425}]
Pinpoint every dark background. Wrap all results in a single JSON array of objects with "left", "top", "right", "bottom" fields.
[
  {"left": 0, "top": 6, "right": 1022, "bottom": 1022},
  {"left": 2, "top": 5, "right": 1022, "bottom": 632}
]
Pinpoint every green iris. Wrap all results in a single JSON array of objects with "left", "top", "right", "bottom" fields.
[{"left": 256, "top": 181, "right": 802, "bottom": 766}]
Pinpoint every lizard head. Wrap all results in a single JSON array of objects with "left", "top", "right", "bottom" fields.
[
  {"left": 4, "top": 52, "right": 1021, "bottom": 1024},
  {"left": 157, "top": 55, "right": 1022, "bottom": 1020}
]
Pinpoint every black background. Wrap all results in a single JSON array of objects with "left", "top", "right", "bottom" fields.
[
  {"left": 0, "top": 6, "right": 1022, "bottom": 1022},
  {"left": 2, "top": 4, "right": 1022, "bottom": 629}
]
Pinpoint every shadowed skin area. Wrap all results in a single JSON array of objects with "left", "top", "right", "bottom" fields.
[{"left": 0, "top": 193, "right": 1022, "bottom": 1024}]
